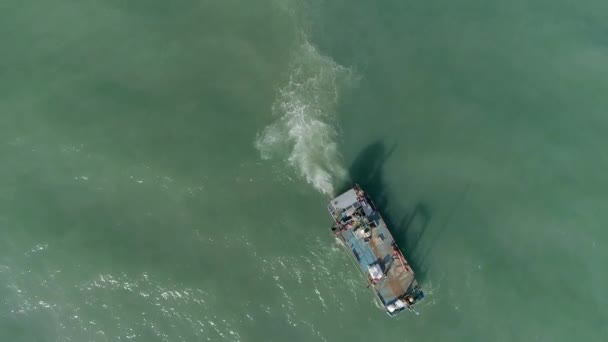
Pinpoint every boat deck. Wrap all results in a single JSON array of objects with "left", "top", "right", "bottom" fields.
[{"left": 337, "top": 214, "right": 416, "bottom": 306}]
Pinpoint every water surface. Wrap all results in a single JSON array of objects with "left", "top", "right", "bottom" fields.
[{"left": 1, "top": 0, "right": 607, "bottom": 341}]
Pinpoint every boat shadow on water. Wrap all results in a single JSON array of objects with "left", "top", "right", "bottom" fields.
[{"left": 337, "top": 140, "right": 434, "bottom": 284}]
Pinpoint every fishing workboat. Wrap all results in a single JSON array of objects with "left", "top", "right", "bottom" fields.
[{"left": 328, "top": 185, "right": 424, "bottom": 316}]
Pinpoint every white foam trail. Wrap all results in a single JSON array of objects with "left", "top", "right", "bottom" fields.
[{"left": 256, "top": 40, "right": 353, "bottom": 195}]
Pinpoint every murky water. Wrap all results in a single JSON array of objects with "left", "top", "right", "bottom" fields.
[{"left": 1, "top": 0, "right": 607, "bottom": 341}]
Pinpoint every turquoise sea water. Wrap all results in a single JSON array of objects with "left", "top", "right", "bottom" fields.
[{"left": 2, "top": 0, "right": 607, "bottom": 341}]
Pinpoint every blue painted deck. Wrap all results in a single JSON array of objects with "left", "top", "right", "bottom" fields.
[{"left": 338, "top": 216, "right": 415, "bottom": 306}]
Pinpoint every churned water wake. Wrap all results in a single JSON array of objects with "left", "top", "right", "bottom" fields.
[{"left": 256, "top": 40, "right": 354, "bottom": 196}]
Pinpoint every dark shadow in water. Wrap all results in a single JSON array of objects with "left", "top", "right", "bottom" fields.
[
  {"left": 338, "top": 141, "right": 432, "bottom": 283},
  {"left": 413, "top": 183, "right": 470, "bottom": 275}
]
